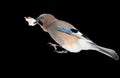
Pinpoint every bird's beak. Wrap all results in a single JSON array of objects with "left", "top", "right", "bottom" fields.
[{"left": 36, "top": 16, "right": 43, "bottom": 25}]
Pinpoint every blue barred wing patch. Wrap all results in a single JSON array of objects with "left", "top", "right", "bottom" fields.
[{"left": 56, "top": 26, "right": 73, "bottom": 35}]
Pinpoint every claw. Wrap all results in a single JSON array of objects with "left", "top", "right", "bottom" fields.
[
  {"left": 48, "top": 42, "right": 59, "bottom": 51},
  {"left": 48, "top": 42, "right": 68, "bottom": 53}
]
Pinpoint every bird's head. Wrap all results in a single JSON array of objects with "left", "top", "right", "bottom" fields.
[{"left": 36, "top": 14, "right": 57, "bottom": 26}]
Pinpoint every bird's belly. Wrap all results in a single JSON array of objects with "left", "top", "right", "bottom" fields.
[
  {"left": 62, "top": 43, "right": 81, "bottom": 52},
  {"left": 49, "top": 31, "right": 83, "bottom": 52},
  {"left": 62, "top": 39, "right": 93, "bottom": 52}
]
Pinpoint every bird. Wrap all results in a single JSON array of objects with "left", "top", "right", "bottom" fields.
[{"left": 25, "top": 13, "right": 119, "bottom": 60}]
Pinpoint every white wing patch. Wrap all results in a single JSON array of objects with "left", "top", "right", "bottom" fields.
[{"left": 72, "top": 31, "right": 83, "bottom": 39}]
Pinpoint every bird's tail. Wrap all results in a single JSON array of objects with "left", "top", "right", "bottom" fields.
[{"left": 93, "top": 45, "right": 119, "bottom": 60}]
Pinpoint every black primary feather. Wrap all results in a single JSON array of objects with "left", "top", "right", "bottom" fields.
[{"left": 71, "top": 29, "right": 79, "bottom": 33}]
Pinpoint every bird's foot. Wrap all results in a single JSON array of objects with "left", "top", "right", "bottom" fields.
[
  {"left": 48, "top": 42, "right": 68, "bottom": 53},
  {"left": 48, "top": 42, "right": 60, "bottom": 51}
]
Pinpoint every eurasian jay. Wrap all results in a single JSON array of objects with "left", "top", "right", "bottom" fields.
[{"left": 25, "top": 13, "right": 119, "bottom": 60}]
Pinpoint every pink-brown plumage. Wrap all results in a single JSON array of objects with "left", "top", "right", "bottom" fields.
[
  {"left": 25, "top": 13, "right": 119, "bottom": 60},
  {"left": 39, "top": 14, "right": 57, "bottom": 31}
]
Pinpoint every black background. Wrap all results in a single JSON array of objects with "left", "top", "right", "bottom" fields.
[{"left": 3, "top": 0, "right": 120, "bottom": 76}]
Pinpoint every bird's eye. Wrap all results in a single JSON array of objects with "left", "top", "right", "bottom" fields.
[
  {"left": 40, "top": 16, "right": 44, "bottom": 20},
  {"left": 36, "top": 16, "right": 44, "bottom": 21}
]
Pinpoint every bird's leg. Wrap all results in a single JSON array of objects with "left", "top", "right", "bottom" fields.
[
  {"left": 48, "top": 42, "right": 59, "bottom": 51},
  {"left": 48, "top": 42, "right": 68, "bottom": 53}
]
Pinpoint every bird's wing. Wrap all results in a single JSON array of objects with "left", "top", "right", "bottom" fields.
[
  {"left": 56, "top": 26, "right": 82, "bottom": 38},
  {"left": 56, "top": 26, "right": 73, "bottom": 35},
  {"left": 56, "top": 26, "right": 93, "bottom": 42}
]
